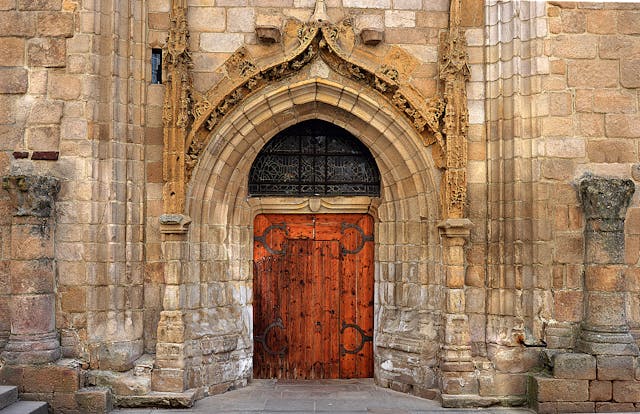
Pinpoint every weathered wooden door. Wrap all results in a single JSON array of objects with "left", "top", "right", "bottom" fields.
[{"left": 253, "top": 213, "right": 374, "bottom": 379}]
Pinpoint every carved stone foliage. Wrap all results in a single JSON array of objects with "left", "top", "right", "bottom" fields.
[
  {"left": 185, "top": 20, "right": 447, "bottom": 183},
  {"left": 439, "top": 0, "right": 471, "bottom": 219},
  {"left": 162, "top": 1, "right": 472, "bottom": 221}
]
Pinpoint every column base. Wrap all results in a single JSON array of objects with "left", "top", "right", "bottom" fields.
[
  {"left": 576, "top": 325, "right": 640, "bottom": 356},
  {"left": 1, "top": 332, "right": 61, "bottom": 364}
]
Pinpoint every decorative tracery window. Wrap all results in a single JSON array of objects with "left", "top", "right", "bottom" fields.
[{"left": 249, "top": 120, "right": 380, "bottom": 197}]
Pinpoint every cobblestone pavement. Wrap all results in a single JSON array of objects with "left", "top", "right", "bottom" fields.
[{"left": 113, "top": 379, "right": 535, "bottom": 414}]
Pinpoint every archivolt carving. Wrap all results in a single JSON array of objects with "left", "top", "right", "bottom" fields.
[{"left": 162, "top": 0, "right": 470, "bottom": 220}]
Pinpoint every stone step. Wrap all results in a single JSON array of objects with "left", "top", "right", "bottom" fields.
[
  {"left": 0, "top": 401, "right": 48, "bottom": 414},
  {"left": 115, "top": 390, "right": 196, "bottom": 408},
  {"left": 0, "top": 386, "right": 18, "bottom": 410}
]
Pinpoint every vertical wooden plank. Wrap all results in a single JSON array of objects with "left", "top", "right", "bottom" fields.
[{"left": 357, "top": 214, "right": 375, "bottom": 378}]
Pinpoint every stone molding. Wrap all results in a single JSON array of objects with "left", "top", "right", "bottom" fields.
[
  {"left": 162, "top": 0, "right": 471, "bottom": 222},
  {"left": 247, "top": 196, "right": 380, "bottom": 216},
  {"left": 2, "top": 175, "right": 61, "bottom": 217}
]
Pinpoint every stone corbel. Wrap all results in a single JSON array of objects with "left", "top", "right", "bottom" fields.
[
  {"left": 360, "top": 28, "right": 384, "bottom": 46},
  {"left": 438, "top": 218, "right": 473, "bottom": 239},
  {"left": 159, "top": 214, "right": 192, "bottom": 234},
  {"left": 256, "top": 26, "right": 281, "bottom": 43}
]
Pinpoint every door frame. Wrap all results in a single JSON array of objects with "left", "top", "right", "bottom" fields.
[{"left": 248, "top": 196, "right": 380, "bottom": 379}]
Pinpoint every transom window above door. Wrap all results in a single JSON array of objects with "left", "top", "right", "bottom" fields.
[{"left": 248, "top": 120, "right": 381, "bottom": 197}]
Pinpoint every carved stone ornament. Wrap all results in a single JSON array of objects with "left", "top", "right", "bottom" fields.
[
  {"left": 162, "top": 0, "right": 471, "bottom": 221},
  {"left": 2, "top": 175, "right": 61, "bottom": 217}
]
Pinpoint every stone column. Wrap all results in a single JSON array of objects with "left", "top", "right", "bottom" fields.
[
  {"left": 576, "top": 175, "right": 639, "bottom": 356},
  {"left": 438, "top": 218, "right": 477, "bottom": 403},
  {"left": 1, "top": 175, "right": 61, "bottom": 364},
  {"left": 151, "top": 214, "right": 191, "bottom": 392}
]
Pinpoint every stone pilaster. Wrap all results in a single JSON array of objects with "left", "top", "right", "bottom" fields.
[
  {"left": 576, "top": 175, "right": 639, "bottom": 356},
  {"left": 438, "top": 218, "right": 476, "bottom": 400},
  {"left": 151, "top": 214, "right": 191, "bottom": 392},
  {"left": 1, "top": 175, "right": 61, "bottom": 364}
]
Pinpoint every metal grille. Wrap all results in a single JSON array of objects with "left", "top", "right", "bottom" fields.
[{"left": 249, "top": 120, "right": 380, "bottom": 197}]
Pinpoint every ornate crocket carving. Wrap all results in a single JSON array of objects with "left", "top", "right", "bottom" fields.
[
  {"left": 162, "top": 0, "right": 193, "bottom": 214},
  {"left": 164, "top": 11, "right": 470, "bottom": 222},
  {"left": 439, "top": 0, "right": 470, "bottom": 219}
]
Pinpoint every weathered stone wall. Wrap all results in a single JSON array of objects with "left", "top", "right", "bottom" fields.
[
  {"left": 0, "top": 0, "right": 148, "bottom": 372},
  {"left": 0, "top": 0, "right": 75, "bottom": 352},
  {"left": 481, "top": 0, "right": 549, "bottom": 399},
  {"left": 540, "top": 1, "right": 640, "bottom": 349}
]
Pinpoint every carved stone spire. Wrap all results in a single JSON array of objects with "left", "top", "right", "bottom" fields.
[
  {"left": 439, "top": 0, "right": 470, "bottom": 219},
  {"left": 310, "top": 0, "right": 331, "bottom": 25},
  {"left": 162, "top": 0, "right": 192, "bottom": 215}
]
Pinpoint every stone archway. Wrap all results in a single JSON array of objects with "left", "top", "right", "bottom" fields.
[{"left": 154, "top": 0, "right": 474, "bottom": 403}]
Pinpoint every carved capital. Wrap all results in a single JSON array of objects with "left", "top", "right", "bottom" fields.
[
  {"left": 438, "top": 218, "right": 473, "bottom": 240},
  {"left": 2, "top": 175, "right": 60, "bottom": 218},
  {"left": 578, "top": 174, "right": 635, "bottom": 221},
  {"left": 159, "top": 214, "right": 192, "bottom": 234}
]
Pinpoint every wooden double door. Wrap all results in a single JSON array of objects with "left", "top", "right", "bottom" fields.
[{"left": 253, "top": 213, "right": 374, "bottom": 379}]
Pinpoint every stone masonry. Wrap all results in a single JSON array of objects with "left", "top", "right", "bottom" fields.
[{"left": 0, "top": 0, "right": 639, "bottom": 413}]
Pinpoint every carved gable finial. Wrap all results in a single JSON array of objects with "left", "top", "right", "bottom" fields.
[{"left": 310, "top": 0, "right": 331, "bottom": 26}]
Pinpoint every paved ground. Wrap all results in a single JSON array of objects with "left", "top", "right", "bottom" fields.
[{"left": 113, "top": 379, "right": 535, "bottom": 414}]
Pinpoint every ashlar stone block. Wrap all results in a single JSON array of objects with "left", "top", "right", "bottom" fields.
[{"left": 553, "top": 353, "right": 596, "bottom": 380}]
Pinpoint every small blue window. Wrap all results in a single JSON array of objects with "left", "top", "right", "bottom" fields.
[{"left": 151, "top": 49, "right": 162, "bottom": 84}]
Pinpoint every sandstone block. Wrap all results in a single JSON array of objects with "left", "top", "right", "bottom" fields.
[
  {"left": 587, "top": 140, "right": 636, "bottom": 163},
  {"left": 22, "top": 364, "right": 80, "bottom": 393},
  {"left": 18, "top": 0, "right": 62, "bottom": 10},
  {"left": 595, "top": 402, "right": 636, "bottom": 412},
  {"left": 385, "top": 10, "right": 415, "bottom": 27},
  {"left": 553, "top": 290, "right": 583, "bottom": 322},
  {"left": 227, "top": 7, "right": 254, "bottom": 33},
  {"left": 597, "top": 355, "right": 636, "bottom": 381},
  {"left": 553, "top": 353, "right": 596, "bottom": 380},
  {"left": 605, "top": 114, "right": 640, "bottom": 138},
  {"left": 541, "top": 159, "right": 574, "bottom": 181},
  {"left": 0, "top": 67, "right": 27, "bottom": 93},
  {"left": 545, "top": 139, "right": 586, "bottom": 158},
  {"left": 28, "top": 37, "right": 66, "bottom": 67},
  {"left": 589, "top": 380, "right": 612, "bottom": 401},
  {"left": 619, "top": 11, "right": 640, "bottom": 35},
  {"left": 9, "top": 259, "right": 53, "bottom": 293},
  {"left": 343, "top": 0, "right": 390, "bottom": 8},
  {"left": 27, "top": 125, "right": 60, "bottom": 150},
  {"left": 593, "top": 90, "right": 637, "bottom": 114},
  {"left": 561, "top": 9, "right": 586, "bottom": 33},
  {"left": 551, "top": 34, "right": 597, "bottom": 58},
  {"left": 587, "top": 10, "right": 617, "bottom": 34},
  {"left": 585, "top": 266, "right": 625, "bottom": 292},
  {"left": 568, "top": 60, "right": 618, "bottom": 88},
  {"left": 76, "top": 387, "right": 112, "bottom": 414},
  {"left": 151, "top": 368, "right": 186, "bottom": 393},
  {"left": 27, "top": 100, "right": 63, "bottom": 124},
  {"left": 478, "top": 372, "right": 526, "bottom": 397},
  {"left": 37, "top": 12, "right": 73, "bottom": 36},
  {"left": 60, "top": 286, "right": 86, "bottom": 312},
  {"left": 0, "top": 37, "right": 24, "bottom": 66},
  {"left": 612, "top": 381, "right": 640, "bottom": 403},
  {"left": 441, "top": 371, "right": 478, "bottom": 395},
  {"left": 599, "top": 35, "right": 640, "bottom": 60},
  {"left": 187, "top": 6, "right": 224, "bottom": 32},
  {"left": 556, "top": 402, "right": 595, "bottom": 413},
  {"left": 535, "top": 376, "right": 589, "bottom": 402},
  {"left": 200, "top": 33, "right": 244, "bottom": 53},
  {"left": 621, "top": 60, "right": 640, "bottom": 88},
  {"left": 48, "top": 73, "right": 80, "bottom": 99},
  {"left": 0, "top": 11, "right": 35, "bottom": 36}
]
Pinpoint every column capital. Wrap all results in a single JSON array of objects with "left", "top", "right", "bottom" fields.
[
  {"left": 438, "top": 218, "right": 473, "bottom": 239},
  {"left": 159, "top": 214, "right": 191, "bottom": 234},
  {"left": 578, "top": 174, "right": 635, "bottom": 221},
  {"left": 2, "top": 175, "right": 60, "bottom": 218}
]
